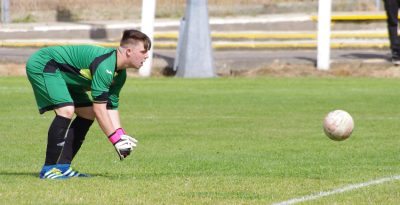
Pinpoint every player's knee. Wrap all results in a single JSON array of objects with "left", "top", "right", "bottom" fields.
[
  {"left": 75, "top": 107, "right": 95, "bottom": 120},
  {"left": 55, "top": 106, "right": 75, "bottom": 119}
]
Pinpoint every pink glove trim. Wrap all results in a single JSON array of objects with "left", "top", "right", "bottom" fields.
[
  {"left": 120, "top": 128, "right": 126, "bottom": 134},
  {"left": 108, "top": 128, "right": 124, "bottom": 144}
]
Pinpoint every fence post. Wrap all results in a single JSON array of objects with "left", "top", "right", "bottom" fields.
[
  {"left": 376, "top": 0, "right": 381, "bottom": 11},
  {"left": 1, "top": 0, "right": 10, "bottom": 24},
  {"left": 139, "top": 0, "right": 156, "bottom": 77},
  {"left": 317, "top": 0, "right": 331, "bottom": 70}
]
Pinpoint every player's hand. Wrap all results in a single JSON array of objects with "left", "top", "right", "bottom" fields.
[
  {"left": 113, "top": 137, "right": 134, "bottom": 160},
  {"left": 116, "top": 135, "right": 138, "bottom": 160},
  {"left": 121, "top": 134, "right": 138, "bottom": 147},
  {"left": 108, "top": 128, "right": 138, "bottom": 160}
]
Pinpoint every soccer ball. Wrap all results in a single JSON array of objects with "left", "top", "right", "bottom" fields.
[{"left": 323, "top": 110, "right": 354, "bottom": 141}]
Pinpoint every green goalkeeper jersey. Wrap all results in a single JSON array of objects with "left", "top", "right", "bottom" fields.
[{"left": 26, "top": 45, "right": 126, "bottom": 109}]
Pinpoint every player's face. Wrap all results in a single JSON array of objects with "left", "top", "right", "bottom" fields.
[{"left": 126, "top": 42, "right": 149, "bottom": 69}]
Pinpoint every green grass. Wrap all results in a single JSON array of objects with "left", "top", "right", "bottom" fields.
[{"left": 1, "top": 76, "right": 400, "bottom": 204}]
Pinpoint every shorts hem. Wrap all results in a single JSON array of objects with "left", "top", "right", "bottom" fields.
[
  {"left": 75, "top": 102, "right": 93, "bottom": 108},
  {"left": 39, "top": 102, "right": 74, "bottom": 114}
]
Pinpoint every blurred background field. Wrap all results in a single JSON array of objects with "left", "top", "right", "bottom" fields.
[
  {"left": 5, "top": 0, "right": 385, "bottom": 23},
  {"left": 0, "top": 0, "right": 395, "bottom": 77}
]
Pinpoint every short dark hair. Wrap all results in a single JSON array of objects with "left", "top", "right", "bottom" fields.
[{"left": 120, "top": 29, "right": 152, "bottom": 51}]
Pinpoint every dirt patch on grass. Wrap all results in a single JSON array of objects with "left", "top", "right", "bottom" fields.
[
  {"left": 229, "top": 61, "right": 400, "bottom": 78},
  {"left": 0, "top": 64, "right": 27, "bottom": 76},
  {"left": 3, "top": 61, "right": 400, "bottom": 78},
  {"left": 0, "top": 63, "right": 144, "bottom": 77}
]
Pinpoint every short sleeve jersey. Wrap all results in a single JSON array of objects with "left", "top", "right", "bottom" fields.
[{"left": 36, "top": 45, "right": 126, "bottom": 109}]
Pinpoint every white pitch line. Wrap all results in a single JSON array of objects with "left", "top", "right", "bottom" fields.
[{"left": 272, "top": 175, "right": 400, "bottom": 205}]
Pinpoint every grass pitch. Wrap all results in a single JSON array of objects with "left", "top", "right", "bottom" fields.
[{"left": 1, "top": 76, "right": 400, "bottom": 204}]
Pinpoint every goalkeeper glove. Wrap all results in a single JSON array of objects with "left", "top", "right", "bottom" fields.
[{"left": 108, "top": 128, "right": 138, "bottom": 160}]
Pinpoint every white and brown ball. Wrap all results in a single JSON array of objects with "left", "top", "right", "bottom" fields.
[{"left": 323, "top": 110, "right": 354, "bottom": 141}]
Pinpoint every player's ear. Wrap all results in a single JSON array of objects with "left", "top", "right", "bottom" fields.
[{"left": 125, "top": 47, "right": 133, "bottom": 57}]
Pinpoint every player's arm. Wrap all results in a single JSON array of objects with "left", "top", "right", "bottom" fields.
[
  {"left": 108, "top": 109, "right": 122, "bottom": 129},
  {"left": 92, "top": 84, "right": 134, "bottom": 160},
  {"left": 91, "top": 64, "right": 123, "bottom": 136},
  {"left": 92, "top": 66, "right": 135, "bottom": 160},
  {"left": 93, "top": 102, "right": 136, "bottom": 160},
  {"left": 93, "top": 102, "right": 116, "bottom": 136},
  {"left": 105, "top": 69, "right": 130, "bottom": 137}
]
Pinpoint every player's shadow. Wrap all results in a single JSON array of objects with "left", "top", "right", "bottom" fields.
[
  {"left": 0, "top": 171, "right": 113, "bottom": 179},
  {"left": 154, "top": 52, "right": 177, "bottom": 76},
  {"left": 0, "top": 171, "right": 38, "bottom": 177},
  {"left": 0, "top": 171, "right": 119, "bottom": 179}
]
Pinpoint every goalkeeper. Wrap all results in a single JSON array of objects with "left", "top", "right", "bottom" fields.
[{"left": 26, "top": 29, "right": 151, "bottom": 179}]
